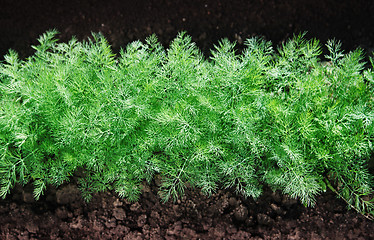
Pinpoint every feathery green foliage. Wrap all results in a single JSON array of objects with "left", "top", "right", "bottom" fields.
[{"left": 0, "top": 30, "right": 373, "bottom": 219}]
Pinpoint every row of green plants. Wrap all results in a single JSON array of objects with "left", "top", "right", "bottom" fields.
[{"left": 1, "top": 30, "right": 373, "bottom": 218}]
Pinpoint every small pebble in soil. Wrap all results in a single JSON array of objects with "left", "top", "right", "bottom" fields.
[
  {"left": 233, "top": 205, "right": 248, "bottom": 222},
  {"left": 257, "top": 213, "right": 273, "bottom": 226},
  {"left": 113, "top": 207, "right": 126, "bottom": 220}
]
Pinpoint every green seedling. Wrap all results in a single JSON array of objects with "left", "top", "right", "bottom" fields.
[{"left": 0, "top": 30, "right": 373, "bottom": 219}]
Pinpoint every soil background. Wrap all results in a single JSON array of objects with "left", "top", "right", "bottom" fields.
[
  {"left": 1, "top": 0, "right": 374, "bottom": 239},
  {"left": 1, "top": 0, "right": 374, "bottom": 59}
]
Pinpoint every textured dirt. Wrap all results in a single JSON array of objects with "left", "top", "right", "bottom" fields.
[
  {"left": 1, "top": 178, "right": 373, "bottom": 240},
  {"left": 1, "top": 0, "right": 374, "bottom": 239}
]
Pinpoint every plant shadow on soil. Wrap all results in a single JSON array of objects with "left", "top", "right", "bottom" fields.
[{"left": 1, "top": 176, "right": 373, "bottom": 240}]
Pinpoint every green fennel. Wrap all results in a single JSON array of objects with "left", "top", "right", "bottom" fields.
[{"left": 0, "top": 30, "right": 373, "bottom": 219}]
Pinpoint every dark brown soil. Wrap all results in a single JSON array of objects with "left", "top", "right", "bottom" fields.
[
  {"left": 1, "top": 0, "right": 374, "bottom": 59},
  {"left": 1, "top": 0, "right": 374, "bottom": 239},
  {"left": 1, "top": 179, "right": 373, "bottom": 240}
]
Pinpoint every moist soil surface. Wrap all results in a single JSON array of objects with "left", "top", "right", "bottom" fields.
[
  {"left": 1, "top": 0, "right": 374, "bottom": 59},
  {"left": 1, "top": 0, "right": 374, "bottom": 239},
  {"left": 1, "top": 179, "right": 373, "bottom": 240}
]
